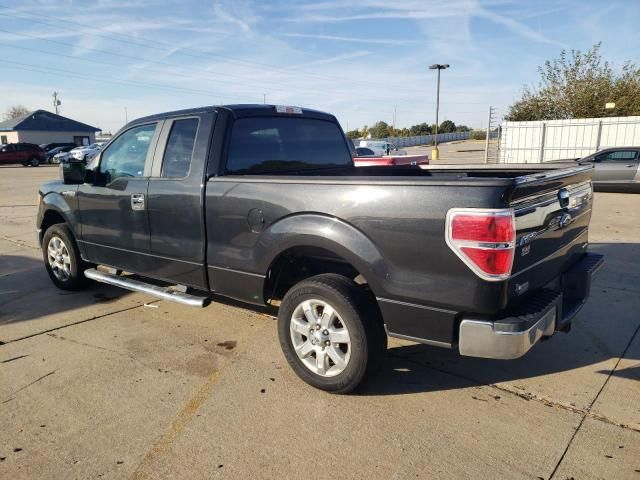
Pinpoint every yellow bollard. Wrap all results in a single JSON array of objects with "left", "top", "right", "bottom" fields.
[{"left": 431, "top": 148, "right": 439, "bottom": 161}]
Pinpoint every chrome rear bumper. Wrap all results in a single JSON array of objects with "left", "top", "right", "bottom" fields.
[{"left": 458, "top": 252, "right": 603, "bottom": 360}]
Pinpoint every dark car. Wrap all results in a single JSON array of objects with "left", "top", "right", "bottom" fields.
[
  {"left": 354, "top": 147, "right": 376, "bottom": 156},
  {"left": 45, "top": 145, "right": 77, "bottom": 164},
  {"left": 577, "top": 147, "right": 640, "bottom": 192},
  {"left": 37, "top": 104, "right": 602, "bottom": 393},
  {"left": 0, "top": 143, "right": 46, "bottom": 166},
  {"left": 40, "top": 142, "right": 78, "bottom": 153}
]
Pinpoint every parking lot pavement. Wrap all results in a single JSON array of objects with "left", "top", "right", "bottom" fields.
[
  {"left": 1, "top": 165, "right": 639, "bottom": 479},
  {"left": 406, "top": 140, "right": 493, "bottom": 164}
]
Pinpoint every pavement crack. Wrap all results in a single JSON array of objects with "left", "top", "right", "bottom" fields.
[
  {"left": 2, "top": 370, "right": 56, "bottom": 404},
  {"left": 45, "top": 331, "right": 172, "bottom": 374},
  {"left": 388, "top": 350, "right": 640, "bottom": 435},
  {"left": 0, "top": 235, "right": 38, "bottom": 250},
  {"left": 0, "top": 301, "right": 160, "bottom": 345},
  {"left": 548, "top": 321, "right": 640, "bottom": 479},
  {"left": 1, "top": 354, "right": 29, "bottom": 364}
]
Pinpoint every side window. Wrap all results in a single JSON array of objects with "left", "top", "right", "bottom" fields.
[
  {"left": 596, "top": 150, "right": 637, "bottom": 161},
  {"left": 161, "top": 118, "right": 198, "bottom": 178},
  {"left": 100, "top": 124, "right": 156, "bottom": 182}
]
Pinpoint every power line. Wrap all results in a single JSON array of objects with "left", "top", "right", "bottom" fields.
[
  {"left": 0, "top": 29, "right": 359, "bottom": 99},
  {"left": 0, "top": 6, "right": 414, "bottom": 92},
  {"left": 0, "top": 31, "right": 493, "bottom": 106}
]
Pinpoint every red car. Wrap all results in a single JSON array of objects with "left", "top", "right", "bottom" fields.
[{"left": 0, "top": 143, "right": 46, "bottom": 166}]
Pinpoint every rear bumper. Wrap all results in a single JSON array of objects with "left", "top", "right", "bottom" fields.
[{"left": 458, "top": 252, "right": 603, "bottom": 359}]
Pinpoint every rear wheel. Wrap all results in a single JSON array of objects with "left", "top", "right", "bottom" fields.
[
  {"left": 42, "top": 224, "right": 91, "bottom": 290},
  {"left": 29, "top": 156, "right": 40, "bottom": 166},
  {"left": 278, "top": 273, "right": 386, "bottom": 393}
]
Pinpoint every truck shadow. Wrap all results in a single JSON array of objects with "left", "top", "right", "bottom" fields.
[
  {"left": 0, "top": 254, "right": 131, "bottom": 331},
  {"left": 360, "top": 241, "right": 640, "bottom": 396}
]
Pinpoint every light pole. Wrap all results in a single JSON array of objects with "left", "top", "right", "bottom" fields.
[{"left": 429, "top": 63, "right": 449, "bottom": 161}]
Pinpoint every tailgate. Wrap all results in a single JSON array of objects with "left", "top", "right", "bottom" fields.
[{"left": 505, "top": 165, "right": 594, "bottom": 304}]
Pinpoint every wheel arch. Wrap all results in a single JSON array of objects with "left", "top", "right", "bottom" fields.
[
  {"left": 258, "top": 214, "right": 389, "bottom": 302},
  {"left": 38, "top": 193, "right": 80, "bottom": 247}
]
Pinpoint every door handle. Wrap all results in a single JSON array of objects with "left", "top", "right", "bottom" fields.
[
  {"left": 131, "top": 194, "right": 145, "bottom": 211},
  {"left": 626, "top": 164, "right": 634, "bottom": 168}
]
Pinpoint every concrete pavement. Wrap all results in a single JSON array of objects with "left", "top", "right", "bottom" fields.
[{"left": 1, "top": 164, "right": 638, "bottom": 479}]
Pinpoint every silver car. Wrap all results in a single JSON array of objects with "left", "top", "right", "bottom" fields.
[{"left": 579, "top": 147, "right": 640, "bottom": 192}]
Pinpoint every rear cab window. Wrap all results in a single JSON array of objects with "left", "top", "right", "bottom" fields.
[
  {"left": 225, "top": 116, "right": 352, "bottom": 174},
  {"left": 161, "top": 118, "right": 199, "bottom": 178}
]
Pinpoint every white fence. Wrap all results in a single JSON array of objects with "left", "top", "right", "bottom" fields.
[
  {"left": 360, "top": 131, "right": 470, "bottom": 148},
  {"left": 498, "top": 116, "right": 640, "bottom": 163}
]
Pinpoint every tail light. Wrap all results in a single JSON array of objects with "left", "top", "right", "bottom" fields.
[{"left": 445, "top": 208, "right": 516, "bottom": 281}]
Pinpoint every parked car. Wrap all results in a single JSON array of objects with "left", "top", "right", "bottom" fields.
[
  {"left": 577, "top": 147, "right": 640, "bottom": 192},
  {"left": 354, "top": 147, "right": 375, "bottom": 156},
  {"left": 38, "top": 104, "right": 602, "bottom": 393},
  {"left": 358, "top": 140, "right": 407, "bottom": 156},
  {"left": 0, "top": 142, "right": 45, "bottom": 166},
  {"left": 70, "top": 142, "right": 104, "bottom": 162},
  {"left": 45, "top": 145, "right": 76, "bottom": 164},
  {"left": 52, "top": 149, "right": 77, "bottom": 164},
  {"left": 40, "top": 142, "right": 77, "bottom": 153}
]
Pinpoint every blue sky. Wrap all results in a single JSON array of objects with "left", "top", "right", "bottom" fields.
[{"left": 0, "top": 0, "right": 638, "bottom": 133}]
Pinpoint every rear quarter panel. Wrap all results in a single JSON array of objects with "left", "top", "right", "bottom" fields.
[{"left": 205, "top": 177, "right": 509, "bottom": 313}]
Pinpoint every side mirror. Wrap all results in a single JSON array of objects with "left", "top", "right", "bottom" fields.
[{"left": 61, "top": 159, "right": 87, "bottom": 185}]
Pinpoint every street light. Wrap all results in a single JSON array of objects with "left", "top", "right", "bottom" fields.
[{"left": 429, "top": 63, "right": 449, "bottom": 161}]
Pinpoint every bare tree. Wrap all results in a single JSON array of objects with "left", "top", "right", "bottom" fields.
[{"left": 4, "top": 105, "right": 31, "bottom": 121}]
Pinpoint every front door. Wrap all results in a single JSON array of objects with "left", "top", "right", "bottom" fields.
[
  {"left": 76, "top": 123, "right": 160, "bottom": 273},
  {"left": 592, "top": 149, "right": 640, "bottom": 182}
]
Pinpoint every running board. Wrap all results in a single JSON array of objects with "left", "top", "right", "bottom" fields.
[{"left": 84, "top": 268, "right": 211, "bottom": 307}]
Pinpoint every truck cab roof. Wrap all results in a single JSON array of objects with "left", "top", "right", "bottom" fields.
[{"left": 129, "top": 104, "right": 337, "bottom": 127}]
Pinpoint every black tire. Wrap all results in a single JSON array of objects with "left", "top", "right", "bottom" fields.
[
  {"left": 30, "top": 156, "right": 40, "bottom": 167},
  {"left": 42, "top": 223, "right": 91, "bottom": 290},
  {"left": 278, "top": 273, "right": 386, "bottom": 394}
]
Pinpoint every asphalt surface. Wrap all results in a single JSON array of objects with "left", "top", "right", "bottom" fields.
[{"left": 1, "top": 164, "right": 639, "bottom": 479}]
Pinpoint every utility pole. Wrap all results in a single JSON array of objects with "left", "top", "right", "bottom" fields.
[
  {"left": 52, "top": 91, "right": 61, "bottom": 114},
  {"left": 428, "top": 64, "right": 449, "bottom": 161},
  {"left": 484, "top": 105, "right": 496, "bottom": 163},
  {"left": 392, "top": 106, "right": 397, "bottom": 131}
]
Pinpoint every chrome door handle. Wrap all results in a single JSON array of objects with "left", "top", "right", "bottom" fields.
[{"left": 131, "top": 194, "right": 145, "bottom": 210}]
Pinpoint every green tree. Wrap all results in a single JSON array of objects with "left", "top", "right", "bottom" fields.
[
  {"left": 369, "top": 121, "right": 391, "bottom": 138},
  {"left": 345, "top": 129, "right": 361, "bottom": 139},
  {"left": 409, "top": 122, "right": 432, "bottom": 135},
  {"left": 456, "top": 125, "right": 470, "bottom": 132},
  {"left": 439, "top": 120, "right": 456, "bottom": 133},
  {"left": 3, "top": 105, "right": 30, "bottom": 120},
  {"left": 506, "top": 43, "right": 640, "bottom": 121}
]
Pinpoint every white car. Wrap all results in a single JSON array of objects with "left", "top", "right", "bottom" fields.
[
  {"left": 70, "top": 142, "right": 105, "bottom": 162},
  {"left": 358, "top": 140, "right": 407, "bottom": 156},
  {"left": 52, "top": 149, "right": 75, "bottom": 164}
]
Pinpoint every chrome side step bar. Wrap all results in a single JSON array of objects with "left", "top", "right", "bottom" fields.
[{"left": 84, "top": 268, "right": 211, "bottom": 308}]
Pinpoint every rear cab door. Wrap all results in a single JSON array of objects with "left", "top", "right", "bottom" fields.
[{"left": 144, "top": 111, "right": 216, "bottom": 289}]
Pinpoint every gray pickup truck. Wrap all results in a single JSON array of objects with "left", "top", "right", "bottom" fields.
[{"left": 37, "top": 104, "right": 603, "bottom": 393}]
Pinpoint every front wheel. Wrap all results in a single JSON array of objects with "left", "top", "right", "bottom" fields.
[
  {"left": 278, "top": 274, "right": 386, "bottom": 393},
  {"left": 30, "top": 156, "right": 40, "bottom": 166},
  {"left": 42, "top": 224, "right": 90, "bottom": 290}
]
